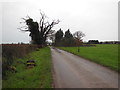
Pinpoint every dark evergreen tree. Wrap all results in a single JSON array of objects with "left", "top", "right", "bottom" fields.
[
  {"left": 64, "top": 29, "right": 73, "bottom": 38},
  {"left": 55, "top": 28, "right": 64, "bottom": 42},
  {"left": 64, "top": 29, "right": 75, "bottom": 46},
  {"left": 55, "top": 28, "right": 64, "bottom": 46},
  {"left": 25, "top": 18, "right": 40, "bottom": 44}
]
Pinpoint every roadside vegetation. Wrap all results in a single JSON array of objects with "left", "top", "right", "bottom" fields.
[
  {"left": 3, "top": 47, "right": 52, "bottom": 88},
  {"left": 2, "top": 44, "right": 40, "bottom": 79},
  {"left": 59, "top": 44, "right": 119, "bottom": 71}
]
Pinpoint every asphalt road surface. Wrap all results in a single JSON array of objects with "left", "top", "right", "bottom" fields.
[{"left": 51, "top": 47, "right": 118, "bottom": 88}]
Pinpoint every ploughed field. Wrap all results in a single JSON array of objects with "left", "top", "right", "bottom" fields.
[{"left": 59, "top": 44, "right": 119, "bottom": 71}]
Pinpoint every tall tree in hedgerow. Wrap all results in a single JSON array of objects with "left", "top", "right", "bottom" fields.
[{"left": 19, "top": 12, "right": 60, "bottom": 45}]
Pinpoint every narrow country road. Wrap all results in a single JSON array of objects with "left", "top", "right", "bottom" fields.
[{"left": 51, "top": 47, "right": 118, "bottom": 88}]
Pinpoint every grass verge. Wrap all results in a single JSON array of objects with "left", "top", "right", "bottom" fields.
[
  {"left": 59, "top": 44, "right": 119, "bottom": 72},
  {"left": 3, "top": 47, "right": 52, "bottom": 88}
]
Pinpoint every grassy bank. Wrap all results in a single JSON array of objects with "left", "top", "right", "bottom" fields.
[
  {"left": 3, "top": 47, "right": 52, "bottom": 88},
  {"left": 2, "top": 44, "right": 39, "bottom": 79},
  {"left": 59, "top": 44, "right": 119, "bottom": 71}
]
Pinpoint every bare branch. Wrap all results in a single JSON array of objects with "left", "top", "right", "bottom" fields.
[
  {"left": 17, "top": 28, "right": 30, "bottom": 32},
  {"left": 73, "top": 31, "right": 85, "bottom": 40},
  {"left": 21, "top": 18, "right": 25, "bottom": 20},
  {"left": 20, "top": 21, "right": 26, "bottom": 24},
  {"left": 26, "top": 15, "right": 30, "bottom": 19}
]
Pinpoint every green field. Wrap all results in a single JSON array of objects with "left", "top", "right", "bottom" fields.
[
  {"left": 3, "top": 47, "right": 53, "bottom": 88},
  {"left": 59, "top": 44, "right": 119, "bottom": 71}
]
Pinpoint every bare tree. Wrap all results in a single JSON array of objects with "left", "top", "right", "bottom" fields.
[
  {"left": 73, "top": 31, "right": 85, "bottom": 40},
  {"left": 73, "top": 31, "right": 85, "bottom": 52},
  {"left": 19, "top": 11, "right": 60, "bottom": 45}
]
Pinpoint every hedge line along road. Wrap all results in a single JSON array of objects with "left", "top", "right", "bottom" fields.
[{"left": 51, "top": 47, "right": 118, "bottom": 88}]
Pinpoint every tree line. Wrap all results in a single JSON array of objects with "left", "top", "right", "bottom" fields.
[
  {"left": 54, "top": 29, "right": 85, "bottom": 46},
  {"left": 19, "top": 11, "right": 85, "bottom": 47}
]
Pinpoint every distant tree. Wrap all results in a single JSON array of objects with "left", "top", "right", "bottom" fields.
[
  {"left": 19, "top": 12, "right": 60, "bottom": 45},
  {"left": 73, "top": 31, "right": 85, "bottom": 41},
  {"left": 55, "top": 28, "right": 64, "bottom": 46},
  {"left": 64, "top": 29, "right": 73, "bottom": 38},
  {"left": 64, "top": 29, "right": 75, "bottom": 46},
  {"left": 55, "top": 28, "right": 64, "bottom": 42},
  {"left": 88, "top": 40, "right": 99, "bottom": 44},
  {"left": 73, "top": 31, "right": 85, "bottom": 47}
]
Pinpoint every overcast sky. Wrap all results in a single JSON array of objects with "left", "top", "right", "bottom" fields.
[{"left": 0, "top": 0, "right": 119, "bottom": 43}]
